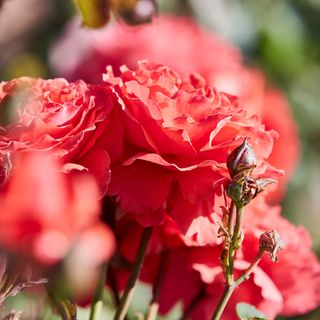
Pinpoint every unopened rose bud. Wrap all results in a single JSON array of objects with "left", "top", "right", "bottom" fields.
[
  {"left": 259, "top": 230, "right": 285, "bottom": 262},
  {"left": 226, "top": 175, "right": 258, "bottom": 207},
  {"left": 227, "top": 138, "right": 257, "bottom": 178}
]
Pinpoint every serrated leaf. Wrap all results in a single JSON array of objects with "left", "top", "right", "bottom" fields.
[{"left": 236, "top": 302, "right": 268, "bottom": 320}]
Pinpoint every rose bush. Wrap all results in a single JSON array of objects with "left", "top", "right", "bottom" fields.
[
  {"left": 0, "top": 151, "right": 115, "bottom": 265},
  {"left": 113, "top": 198, "right": 320, "bottom": 319},
  {"left": 104, "top": 61, "right": 280, "bottom": 243},
  {"left": 0, "top": 77, "right": 122, "bottom": 194},
  {"left": 50, "top": 15, "right": 300, "bottom": 202}
]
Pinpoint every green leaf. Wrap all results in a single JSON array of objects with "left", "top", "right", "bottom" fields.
[{"left": 236, "top": 303, "right": 268, "bottom": 320}]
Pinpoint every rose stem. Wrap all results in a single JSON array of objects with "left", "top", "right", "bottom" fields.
[
  {"left": 211, "top": 240, "right": 264, "bottom": 320},
  {"left": 211, "top": 204, "right": 243, "bottom": 320},
  {"left": 114, "top": 227, "right": 153, "bottom": 320},
  {"left": 180, "top": 286, "right": 205, "bottom": 320},
  {"left": 227, "top": 202, "right": 235, "bottom": 235},
  {"left": 234, "top": 248, "right": 263, "bottom": 286},
  {"left": 227, "top": 205, "right": 243, "bottom": 283},
  {"left": 108, "top": 267, "right": 121, "bottom": 308},
  {"left": 89, "top": 263, "right": 108, "bottom": 320},
  {"left": 145, "top": 251, "right": 169, "bottom": 320}
]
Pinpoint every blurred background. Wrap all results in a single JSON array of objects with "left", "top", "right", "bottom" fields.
[{"left": 0, "top": 0, "right": 319, "bottom": 319}]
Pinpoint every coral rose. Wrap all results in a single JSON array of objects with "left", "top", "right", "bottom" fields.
[
  {"left": 50, "top": 15, "right": 299, "bottom": 202},
  {"left": 112, "top": 198, "right": 320, "bottom": 319},
  {"left": 104, "top": 61, "right": 279, "bottom": 243},
  {"left": 0, "top": 77, "right": 121, "bottom": 193},
  {"left": 0, "top": 151, "right": 115, "bottom": 265}
]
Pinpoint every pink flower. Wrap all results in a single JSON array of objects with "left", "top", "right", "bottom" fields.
[
  {"left": 104, "top": 61, "right": 278, "bottom": 243},
  {"left": 50, "top": 15, "right": 300, "bottom": 202},
  {"left": 0, "top": 151, "right": 115, "bottom": 265},
  {"left": 243, "top": 198, "right": 320, "bottom": 316},
  {"left": 0, "top": 77, "right": 122, "bottom": 194}
]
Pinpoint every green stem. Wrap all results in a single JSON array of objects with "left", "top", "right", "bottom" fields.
[
  {"left": 211, "top": 248, "right": 264, "bottom": 320},
  {"left": 227, "top": 202, "right": 235, "bottom": 235},
  {"left": 227, "top": 205, "right": 243, "bottom": 283},
  {"left": 89, "top": 263, "right": 108, "bottom": 320},
  {"left": 234, "top": 249, "right": 264, "bottom": 286},
  {"left": 211, "top": 285, "right": 235, "bottom": 320},
  {"left": 113, "top": 227, "right": 152, "bottom": 320},
  {"left": 145, "top": 251, "right": 168, "bottom": 320}
]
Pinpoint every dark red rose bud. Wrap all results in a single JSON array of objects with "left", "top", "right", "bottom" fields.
[
  {"left": 259, "top": 230, "right": 285, "bottom": 262},
  {"left": 227, "top": 138, "right": 257, "bottom": 178}
]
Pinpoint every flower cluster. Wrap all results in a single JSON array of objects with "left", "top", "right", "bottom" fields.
[
  {"left": 0, "top": 14, "right": 317, "bottom": 320},
  {"left": 50, "top": 14, "right": 300, "bottom": 203}
]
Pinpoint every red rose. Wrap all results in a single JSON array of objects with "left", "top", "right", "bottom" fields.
[
  {"left": 113, "top": 198, "right": 320, "bottom": 319},
  {"left": 0, "top": 151, "right": 115, "bottom": 265},
  {"left": 186, "top": 199, "right": 320, "bottom": 319},
  {"left": 0, "top": 77, "right": 122, "bottom": 194},
  {"left": 104, "top": 61, "right": 279, "bottom": 243},
  {"left": 50, "top": 15, "right": 299, "bottom": 202},
  {"left": 243, "top": 197, "right": 320, "bottom": 316}
]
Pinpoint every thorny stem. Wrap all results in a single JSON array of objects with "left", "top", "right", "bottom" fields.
[
  {"left": 89, "top": 263, "right": 108, "bottom": 320},
  {"left": 234, "top": 248, "right": 264, "bottom": 286},
  {"left": 113, "top": 227, "right": 152, "bottom": 320},
  {"left": 227, "top": 202, "right": 235, "bottom": 235},
  {"left": 145, "top": 251, "right": 169, "bottom": 320},
  {"left": 227, "top": 205, "right": 243, "bottom": 284},
  {"left": 211, "top": 247, "right": 264, "bottom": 320}
]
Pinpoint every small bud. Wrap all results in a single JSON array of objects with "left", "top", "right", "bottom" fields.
[
  {"left": 227, "top": 138, "right": 257, "bottom": 178},
  {"left": 226, "top": 175, "right": 258, "bottom": 207},
  {"left": 259, "top": 230, "right": 285, "bottom": 262}
]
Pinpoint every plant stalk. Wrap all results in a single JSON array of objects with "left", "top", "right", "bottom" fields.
[
  {"left": 211, "top": 248, "right": 264, "bottom": 320},
  {"left": 227, "top": 205, "right": 243, "bottom": 284},
  {"left": 89, "top": 263, "right": 108, "bottom": 320},
  {"left": 145, "top": 251, "right": 168, "bottom": 320},
  {"left": 113, "top": 227, "right": 152, "bottom": 320}
]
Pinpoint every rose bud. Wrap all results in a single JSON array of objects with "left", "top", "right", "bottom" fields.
[
  {"left": 259, "top": 230, "right": 285, "bottom": 262},
  {"left": 227, "top": 138, "right": 257, "bottom": 178},
  {"left": 226, "top": 175, "right": 258, "bottom": 207}
]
